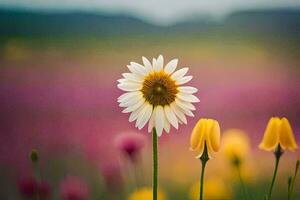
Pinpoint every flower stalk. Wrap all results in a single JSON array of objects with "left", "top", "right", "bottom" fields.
[
  {"left": 237, "top": 167, "right": 248, "bottom": 200},
  {"left": 199, "top": 143, "right": 209, "bottom": 200},
  {"left": 152, "top": 128, "right": 158, "bottom": 200},
  {"left": 288, "top": 158, "right": 300, "bottom": 200},
  {"left": 266, "top": 145, "right": 283, "bottom": 200},
  {"left": 234, "top": 158, "right": 249, "bottom": 200},
  {"left": 29, "top": 149, "right": 41, "bottom": 200}
]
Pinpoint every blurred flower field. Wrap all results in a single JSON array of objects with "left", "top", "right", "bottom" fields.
[{"left": 0, "top": 31, "right": 300, "bottom": 200}]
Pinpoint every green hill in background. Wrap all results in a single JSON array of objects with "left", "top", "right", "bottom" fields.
[{"left": 0, "top": 8, "right": 300, "bottom": 38}]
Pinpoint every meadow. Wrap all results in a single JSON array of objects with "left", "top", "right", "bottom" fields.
[{"left": 0, "top": 29, "right": 300, "bottom": 200}]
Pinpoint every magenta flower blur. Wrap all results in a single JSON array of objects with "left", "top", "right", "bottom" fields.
[
  {"left": 114, "top": 132, "right": 145, "bottom": 161},
  {"left": 18, "top": 177, "right": 51, "bottom": 199},
  {"left": 38, "top": 181, "right": 51, "bottom": 199},
  {"left": 17, "top": 177, "right": 38, "bottom": 198},
  {"left": 60, "top": 176, "right": 89, "bottom": 200}
]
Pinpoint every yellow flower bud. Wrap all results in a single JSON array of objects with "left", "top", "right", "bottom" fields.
[
  {"left": 222, "top": 129, "right": 250, "bottom": 164},
  {"left": 190, "top": 118, "right": 221, "bottom": 158},
  {"left": 128, "top": 187, "right": 166, "bottom": 200},
  {"left": 259, "top": 117, "right": 298, "bottom": 151}
]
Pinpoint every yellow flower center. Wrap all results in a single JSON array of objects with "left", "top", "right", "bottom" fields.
[{"left": 141, "top": 71, "right": 178, "bottom": 106}]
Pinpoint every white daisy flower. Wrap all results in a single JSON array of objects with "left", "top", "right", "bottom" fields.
[{"left": 117, "top": 55, "right": 199, "bottom": 137}]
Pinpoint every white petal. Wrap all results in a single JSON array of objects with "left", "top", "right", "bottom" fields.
[
  {"left": 178, "top": 86, "right": 198, "bottom": 94},
  {"left": 118, "top": 91, "right": 141, "bottom": 103},
  {"left": 186, "top": 110, "right": 194, "bottom": 117},
  {"left": 142, "top": 57, "right": 153, "bottom": 72},
  {"left": 152, "top": 58, "right": 157, "bottom": 67},
  {"left": 127, "top": 64, "right": 145, "bottom": 76},
  {"left": 154, "top": 105, "right": 165, "bottom": 136},
  {"left": 136, "top": 103, "right": 153, "bottom": 130},
  {"left": 122, "top": 73, "right": 143, "bottom": 83},
  {"left": 164, "top": 59, "right": 178, "bottom": 74},
  {"left": 122, "top": 99, "right": 144, "bottom": 113},
  {"left": 170, "top": 102, "right": 187, "bottom": 124},
  {"left": 164, "top": 119, "right": 170, "bottom": 133},
  {"left": 164, "top": 105, "right": 178, "bottom": 129},
  {"left": 130, "top": 62, "right": 144, "bottom": 68},
  {"left": 119, "top": 92, "right": 143, "bottom": 107},
  {"left": 129, "top": 102, "right": 146, "bottom": 122},
  {"left": 130, "top": 102, "right": 147, "bottom": 122},
  {"left": 171, "top": 67, "right": 189, "bottom": 81},
  {"left": 148, "top": 108, "right": 156, "bottom": 133},
  {"left": 157, "top": 55, "right": 164, "bottom": 69},
  {"left": 127, "top": 65, "right": 139, "bottom": 75},
  {"left": 117, "top": 79, "right": 138, "bottom": 85},
  {"left": 118, "top": 92, "right": 132, "bottom": 101},
  {"left": 177, "top": 93, "right": 200, "bottom": 103},
  {"left": 130, "top": 62, "right": 148, "bottom": 75},
  {"left": 117, "top": 82, "right": 142, "bottom": 92},
  {"left": 135, "top": 103, "right": 147, "bottom": 127},
  {"left": 175, "top": 98, "right": 196, "bottom": 111},
  {"left": 176, "top": 76, "right": 193, "bottom": 85},
  {"left": 153, "top": 55, "right": 163, "bottom": 71},
  {"left": 118, "top": 93, "right": 127, "bottom": 101},
  {"left": 179, "top": 106, "right": 194, "bottom": 117},
  {"left": 117, "top": 78, "right": 127, "bottom": 83}
]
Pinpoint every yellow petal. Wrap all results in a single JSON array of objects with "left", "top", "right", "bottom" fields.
[
  {"left": 194, "top": 143, "right": 205, "bottom": 159},
  {"left": 279, "top": 117, "right": 298, "bottom": 151},
  {"left": 193, "top": 119, "right": 208, "bottom": 158},
  {"left": 259, "top": 117, "right": 281, "bottom": 151},
  {"left": 201, "top": 119, "right": 221, "bottom": 158},
  {"left": 199, "top": 119, "right": 213, "bottom": 158},
  {"left": 190, "top": 119, "right": 206, "bottom": 150},
  {"left": 190, "top": 118, "right": 221, "bottom": 158},
  {"left": 209, "top": 120, "right": 221, "bottom": 152}
]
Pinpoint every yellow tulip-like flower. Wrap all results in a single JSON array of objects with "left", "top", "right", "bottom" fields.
[
  {"left": 128, "top": 187, "right": 166, "bottom": 200},
  {"left": 259, "top": 117, "right": 298, "bottom": 151},
  {"left": 190, "top": 118, "right": 221, "bottom": 200},
  {"left": 190, "top": 118, "right": 221, "bottom": 158},
  {"left": 189, "top": 177, "right": 232, "bottom": 200},
  {"left": 260, "top": 117, "right": 298, "bottom": 200},
  {"left": 222, "top": 129, "right": 250, "bottom": 164}
]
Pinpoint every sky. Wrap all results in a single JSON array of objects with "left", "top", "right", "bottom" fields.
[{"left": 1, "top": 0, "right": 300, "bottom": 24}]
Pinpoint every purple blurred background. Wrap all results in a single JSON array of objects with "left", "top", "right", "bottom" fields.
[{"left": 0, "top": 2, "right": 300, "bottom": 199}]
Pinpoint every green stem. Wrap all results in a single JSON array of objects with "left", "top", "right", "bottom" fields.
[
  {"left": 288, "top": 159, "right": 299, "bottom": 200},
  {"left": 199, "top": 143, "right": 209, "bottom": 200},
  {"left": 29, "top": 150, "right": 41, "bottom": 200},
  {"left": 266, "top": 145, "right": 283, "bottom": 200},
  {"left": 199, "top": 159, "right": 207, "bottom": 200},
  {"left": 267, "top": 158, "right": 279, "bottom": 200},
  {"left": 237, "top": 165, "right": 249, "bottom": 200},
  {"left": 152, "top": 128, "right": 158, "bottom": 200},
  {"left": 288, "top": 178, "right": 292, "bottom": 200}
]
